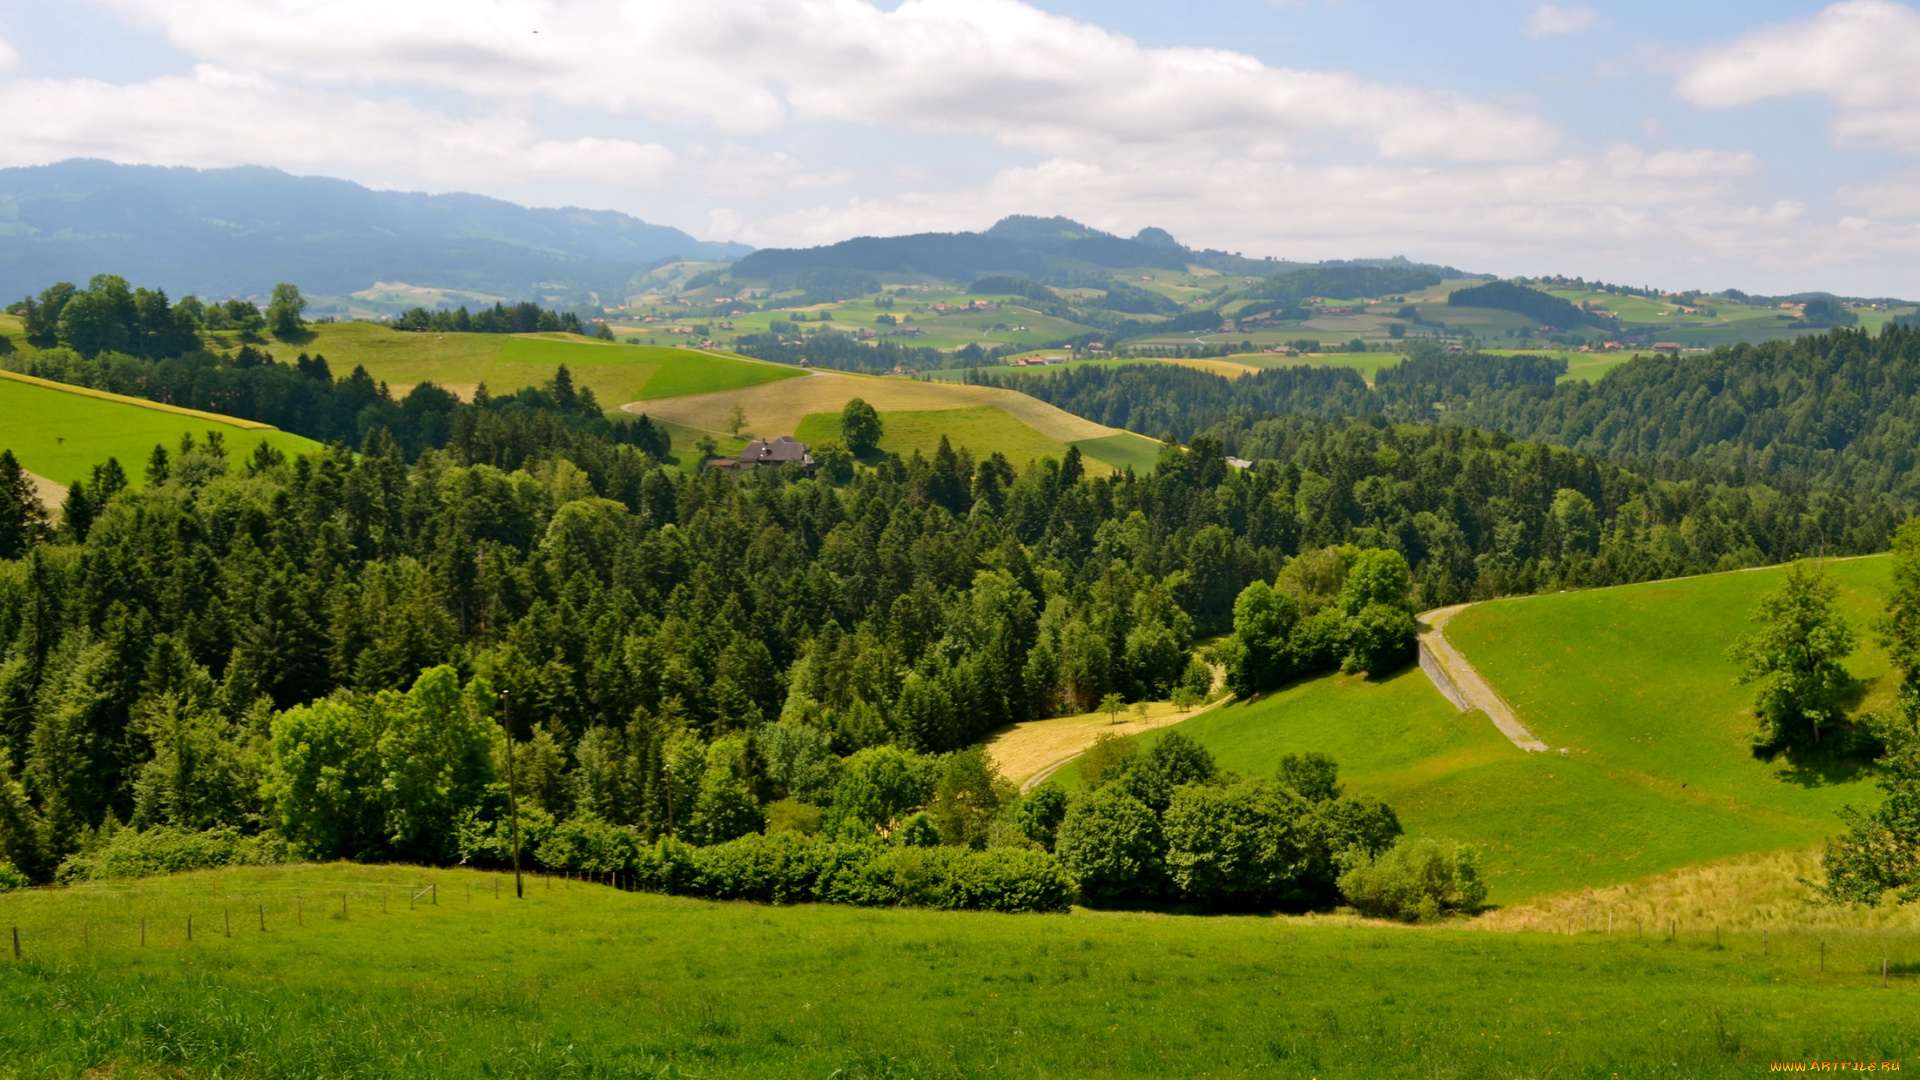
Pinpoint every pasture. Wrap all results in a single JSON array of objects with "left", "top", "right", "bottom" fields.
[
  {"left": 225, "top": 322, "right": 802, "bottom": 412},
  {"left": 0, "top": 864, "right": 1912, "bottom": 1079},
  {"left": 1053, "top": 557, "right": 1896, "bottom": 903},
  {"left": 0, "top": 372, "right": 321, "bottom": 490},
  {"left": 627, "top": 369, "right": 1162, "bottom": 475}
]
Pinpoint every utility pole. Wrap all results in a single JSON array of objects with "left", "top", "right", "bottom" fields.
[{"left": 503, "top": 689, "right": 524, "bottom": 899}]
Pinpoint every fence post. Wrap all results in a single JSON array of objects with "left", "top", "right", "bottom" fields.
[
  {"left": 11, "top": 926, "right": 18, "bottom": 960},
  {"left": 140, "top": 917, "right": 146, "bottom": 947},
  {"left": 225, "top": 911, "right": 231, "bottom": 938},
  {"left": 1820, "top": 940, "right": 1825, "bottom": 973},
  {"left": 187, "top": 915, "right": 193, "bottom": 942},
  {"left": 432, "top": 884, "right": 437, "bottom": 906},
  {"left": 259, "top": 904, "right": 265, "bottom": 932},
  {"left": 1885, "top": 958, "right": 1890, "bottom": 988},
  {"left": 297, "top": 897, "right": 303, "bottom": 927}
]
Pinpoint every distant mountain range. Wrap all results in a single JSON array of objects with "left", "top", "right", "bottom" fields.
[
  {"left": 0, "top": 159, "right": 749, "bottom": 305},
  {"left": 735, "top": 214, "right": 1234, "bottom": 282}
]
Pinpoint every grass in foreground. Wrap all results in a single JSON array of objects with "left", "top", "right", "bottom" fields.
[
  {"left": 0, "top": 375, "right": 321, "bottom": 488},
  {"left": 1, "top": 864, "right": 1913, "bottom": 1079}
]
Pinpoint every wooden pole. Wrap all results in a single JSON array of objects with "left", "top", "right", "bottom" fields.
[
  {"left": 259, "top": 905, "right": 265, "bottom": 932},
  {"left": 11, "top": 926, "right": 18, "bottom": 960},
  {"left": 504, "top": 690, "right": 524, "bottom": 900},
  {"left": 83, "top": 921, "right": 89, "bottom": 949},
  {"left": 432, "top": 884, "right": 437, "bottom": 905},
  {"left": 1884, "top": 958, "right": 1890, "bottom": 988},
  {"left": 187, "top": 915, "right": 193, "bottom": 942},
  {"left": 140, "top": 917, "right": 145, "bottom": 947},
  {"left": 341, "top": 893, "right": 347, "bottom": 918},
  {"left": 1821, "top": 940, "right": 1826, "bottom": 973},
  {"left": 297, "top": 897, "right": 303, "bottom": 927},
  {"left": 225, "top": 910, "right": 231, "bottom": 938},
  {"left": 1763, "top": 930, "right": 1767, "bottom": 956}
]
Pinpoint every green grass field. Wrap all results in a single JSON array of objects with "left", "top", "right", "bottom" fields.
[
  {"left": 796, "top": 406, "right": 1074, "bottom": 466},
  {"left": 241, "top": 323, "right": 802, "bottom": 413},
  {"left": 1071, "top": 431, "right": 1165, "bottom": 474},
  {"left": 1054, "top": 558, "right": 1897, "bottom": 903},
  {"left": 0, "top": 375, "right": 322, "bottom": 488},
  {"left": 2, "top": 864, "right": 1912, "bottom": 1078}
]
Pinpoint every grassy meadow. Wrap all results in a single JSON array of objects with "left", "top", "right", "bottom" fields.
[
  {"left": 1, "top": 864, "right": 1913, "bottom": 1079},
  {"left": 0, "top": 373, "right": 321, "bottom": 488},
  {"left": 1052, "top": 557, "right": 1898, "bottom": 903},
  {"left": 266, "top": 322, "right": 802, "bottom": 411}
]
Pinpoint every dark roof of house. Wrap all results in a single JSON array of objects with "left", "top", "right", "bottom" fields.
[{"left": 736, "top": 436, "right": 812, "bottom": 466}]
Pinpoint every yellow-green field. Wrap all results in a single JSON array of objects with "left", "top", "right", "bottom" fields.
[
  {"left": 0, "top": 372, "right": 321, "bottom": 489},
  {"left": 238, "top": 322, "right": 803, "bottom": 411}
]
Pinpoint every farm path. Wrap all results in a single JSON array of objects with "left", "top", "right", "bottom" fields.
[
  {"left": 992, "top": 693, "right": 1236, "bottom": 795},
  {"left": 1417, "top": 605, "right": 1551, "bottom": 753},
  {"left": 25, "top": 470, "right": 66, "bottom": 519}
]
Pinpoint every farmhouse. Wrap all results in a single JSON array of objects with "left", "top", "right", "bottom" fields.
[{"left": 709, "top": 436, "right": 814, "bottom": 473}]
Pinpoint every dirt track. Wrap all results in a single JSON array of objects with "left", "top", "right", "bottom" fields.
[{"left": 1416, "top": 605, "right": 1551, "bottom": 753}]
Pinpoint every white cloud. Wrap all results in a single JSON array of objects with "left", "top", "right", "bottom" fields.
[
  {"left": 1525, "top": 5, "right": 1605, "bottom": 39},
  {"left": 1677, "top": 0, "right": 1920, "bottom": 152},
  {"left": 0, "top": 67, "right": 704, "bottom": 191},
  {"left": 0, "top": 38, "right": 18, "bottom": 72},
  {"left": 93, "top": 0, "right": 1560, "bottom": 163}
]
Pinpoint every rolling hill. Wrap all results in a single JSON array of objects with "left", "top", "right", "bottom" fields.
[
  {"left": 0, "top": 369, "right": 321, "bottom": 494},
  {"left": 621, "top": 366, "right": 1165, "bottom": 474},
  {"left": 1051, "top": 557, "right": 1896, "bottom": 903}
]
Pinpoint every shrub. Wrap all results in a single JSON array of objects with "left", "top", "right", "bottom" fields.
[
  {"left": 0, "top": 861, "right": 29, "bottom": 891},
  {"left": 534, "top": 814, "right": 646, "bottom": 872},
  {"left": 1055, "top": 784, "right": 1166, "bottom": 902},
  {"left": 1342, "top": 602, "right": 1417, "bottom": 675},
  {"left": 57, "top": 826, "right": 288, "bottom": 882},
  {"left": 1014, "top": 782, "right": 1070, "bottom": 850},
  {"left": 619, "top": 833, "right": 1072, "bottom": 913},
  {"left": 1163, "top": 779, "right": 1310, "bottom": 907},
  {"left": 1337, "top": 837, "right": 1487, "bottom": 921}
]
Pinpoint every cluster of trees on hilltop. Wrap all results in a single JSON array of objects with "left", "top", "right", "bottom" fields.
[
  {"left": 389, "top": 302, "right": 609, "bottom": 338},
  {"left": 8, "top": 275, "right": 312, "bottom": 357},
  {"left": 1447, "top": 280, "right": 1613, "bottom": 330}
]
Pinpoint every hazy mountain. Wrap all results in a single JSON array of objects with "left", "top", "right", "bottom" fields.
[
  {"left": 0, "top": 159, "right": 750, "bottom": 305},
  {"left": 730, "top": 214, "right": 1195, "bottom": 282}
]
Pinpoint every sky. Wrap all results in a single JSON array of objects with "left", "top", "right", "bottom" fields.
[{"left": 0, "top": 0, "right": 1917, "bottom": 295}]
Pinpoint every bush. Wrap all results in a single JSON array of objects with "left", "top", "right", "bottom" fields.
[
  {"left": 619, "top": 832, "right": 1072, "bottom": 913},
  {"left": 1055, "top": 784, "right": 1166, "bottom": 902},
  {"left": 57, "top": 826, "right": 288, "bottom": 882},
  {"left": 1163, "top": 779, "right": 1310, "bottom": 907},
  {"left": 0, "top": 861, "right": 28, "bottom": 891},
  {"left": 1337, "top": 837, "right": 1487, "bottom": 921},
  {"left": 534, "top": 814, "right": 646, "bottom": 872}
]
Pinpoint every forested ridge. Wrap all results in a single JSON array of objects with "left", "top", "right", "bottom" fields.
[{"left": 988, "top": 328, "right": 1920, "bottom": 501}]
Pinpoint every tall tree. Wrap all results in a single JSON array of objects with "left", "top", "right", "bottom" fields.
[
  {"left": 0, "top": 450, "right": 48, "bottom": 560},
  {"left": 266, "top": 283, "right": 308, "bottom": 338},
  {"left": 840, "top": 397, "right": 883, "bottom": 455},
  {"left": 1879, "top": 518, "right": 1920, "bottom": 697},
  {"left": 1726, "top": 562, "right": 1859, "bottom": 755}
]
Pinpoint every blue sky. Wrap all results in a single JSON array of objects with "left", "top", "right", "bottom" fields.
[{"left": 1, "top": 0, "right": 1917, "bottom": 295}]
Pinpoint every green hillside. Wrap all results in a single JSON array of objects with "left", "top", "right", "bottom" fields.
[
  {"left": 2, "top": 864, "right": 1912, "bottom": 1079},
  {"left": 0, "top": 372, "right": 321, "bottom": 488},
  {"left": 236, "top": 321, "right": 803, "bottom": 411},
  {"left": 1056, "top": 557, "right": 1895, "bottom": 902}
]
